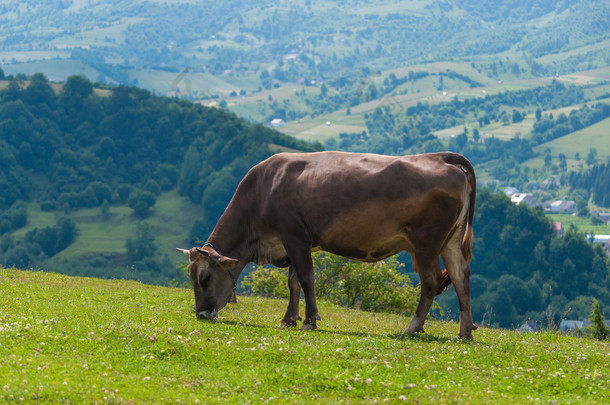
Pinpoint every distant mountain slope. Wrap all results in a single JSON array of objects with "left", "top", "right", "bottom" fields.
[{"left": 1, "top": 0, "right": 608, "bottom": 88}]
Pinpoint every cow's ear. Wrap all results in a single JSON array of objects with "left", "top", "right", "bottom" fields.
[
  {"left": 195, "top": 247, "right": 210, "bottom": 257},
  {"left": 218, "top": 256, "right": 239, "bottom": 270}
]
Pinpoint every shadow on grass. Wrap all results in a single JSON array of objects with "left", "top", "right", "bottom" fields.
[
  {"left": 207, "top": 317, "right": 478, "bottom": 344},
  {"left": 211, "top": 319, "right": 379, "bottom": 339},
  {"left": 389, "top": 331, "right": 475, "bottom": 345}
]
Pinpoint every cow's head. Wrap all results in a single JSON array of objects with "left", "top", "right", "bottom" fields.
[{"left": 176, "top": 246, "right": 239, "bottom": 320}]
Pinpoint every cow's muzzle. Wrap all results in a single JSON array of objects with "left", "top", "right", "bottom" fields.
[{"left": 197, "top": 310, "right": 218, "bottom": 321}]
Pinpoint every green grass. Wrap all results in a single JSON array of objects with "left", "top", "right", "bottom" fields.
[{"left": 1, "top": 268, "right": 608, "bottom": 404}]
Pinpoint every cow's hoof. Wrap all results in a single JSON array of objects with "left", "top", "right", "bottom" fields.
[
  {"left": 406, "top": 325, "right": 424, "bottom": 334},
  {"left": 280, "top": 320, "right": 297, "bottom": 328},
  {"left": 301, "top": 323, "right": 317, "bottom": 330},
  {"left": 280, "top": 314, "right": 301, "bottom": 328},
  {"left": 458, "top": 323, "right": 477, "bottom": 340}
]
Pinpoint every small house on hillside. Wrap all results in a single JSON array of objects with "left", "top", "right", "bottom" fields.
[
  {"left": 510, "top": 193, "right": 536, "bottom": 207},
  {"left": 598, "top": 213, "right": 610, "bottom": 224},
  {"left": 548, "top": 200, "right": 576, "bottom": 214},
  {"left": 589, "top": 235, "right": 610, "bottom": 251},
  {"left": 560, "top": 320, "right": 583, "bottom": 333},
  {"left": 517, "top": 320, "right": 541, "bottom": 333},
  {"left": 560, "top": 319, "right": 610, "bottom": 334},
  {"left": 590, "top": 235, "right": 610, "bottom": 244},
  {"left": 269, "top": 118, "right": 286, "bottom": 128}
]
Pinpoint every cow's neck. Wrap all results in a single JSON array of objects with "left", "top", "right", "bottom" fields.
[{"left": 206, "top": 207, "right": 254, "bottom": 272}]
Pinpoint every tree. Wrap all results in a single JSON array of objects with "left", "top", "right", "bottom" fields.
[
  {"left": 56, "top": 217, "right": 77, "bottom": 251},
  {"left": 241, "top": 266, "right": 289, "bottom": 299},
  {"left": 125, "top": 222, "right": 157, "bottom": 261},
  {"left": 586, "top": 147, "right": 598, "bottom": 167},
  {"left": 587, "top": 299, "right": 609, "bottom": 340},
  {"left": 24, "top": 217, "right": 77, "bottom": 257},
  {"left": 320, "top": 83, "right": 328, "bottom": 97},
  {"left": 456, "top": 132, "right": 468, "bottom": 150},
  {"left": 23, "top": 76, "right": 55, "bottom": 106},
  {"left": 101, "top": 200, "right": 110, "bottom": 216},
  {"left": 178, "top": 138, "right": 211, "bottom": 201},
  {"left": 154, "top": 164, "right": 180, "bottom": 190},
  {"left": 472, "top": 128, "right": 480, "bottom": 142},
  {"left": 128, "top": 190, "right": 156, "bottom": 217},
  {"left": 60, "top": 75, "right": 93, "bottom": 105},
  {"left": 243, "top": 252, "right": 419, "bottom": 316},
  {"left": 487, "top": 288, "right": 518, "bottom": 328},
  {"left": 201, "top": 169, "right": 238, "bottom": 224},
  {"left": 558, "top": 153, "right": 567, "bottom": 170},
  {"left": 366, "top": 83, "right": 378, "bottom": 101},
  {"left": 512, "top": 109, "right": 523, "bottom": 123},
  {"left": 544, "top": 149, "right": 552, "bottom": 167}
]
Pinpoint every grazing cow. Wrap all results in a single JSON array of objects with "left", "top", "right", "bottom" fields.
[{"left": 177, "top": 151, "right": 477, "bottom": 339}]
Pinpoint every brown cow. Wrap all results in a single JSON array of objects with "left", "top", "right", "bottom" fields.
[{"left": 177, "top": 151, "right": 477, "bottom": 339}]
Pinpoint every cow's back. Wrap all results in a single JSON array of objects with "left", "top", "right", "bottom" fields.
[{"left": 250, "top": 152, "right": 469, "bottom": 261}]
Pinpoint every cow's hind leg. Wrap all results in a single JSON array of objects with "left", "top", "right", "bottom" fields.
[
  {"left": 441, "top": 240, "right": 477, "bottom": 340},
  {"left": 280, "top": 265, "right": 302, "bottom": 327},
  {"left": 407, "top": 255, "right": 442, "bottom": 335}
]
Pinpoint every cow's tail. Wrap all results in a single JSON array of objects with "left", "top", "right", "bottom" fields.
[{"left": 437, "top": 152, "right": 476, "bottom": 295}]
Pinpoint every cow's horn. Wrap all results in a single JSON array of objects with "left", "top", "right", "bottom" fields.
[{"left": 176, "top": 248, "right": 190, "bottom": 256}]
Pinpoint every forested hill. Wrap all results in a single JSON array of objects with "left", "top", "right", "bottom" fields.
[{"left": 0, "top": 74, "right": 321, "bottom": 281}]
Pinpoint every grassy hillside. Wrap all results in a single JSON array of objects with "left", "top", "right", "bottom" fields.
[
  {"left": 1, "top": 268, "right": 609, "bottom": 403},
  {"left": 283, "top": 67, "right": 610, "bottom": 143},
  {"left": 527, "top": 117, "right": 610, "bottom": 170},
  {"left": 10, "top": 190, "right": 199, "bottom": 258}
]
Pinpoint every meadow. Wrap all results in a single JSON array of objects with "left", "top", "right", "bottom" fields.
[
  {"left": 10, "top": 190, "right": 199, "bottom": 261},
  {"left": 1, "top": 268, "right": 608, "bottom": 404},
  {"left": 528, "top": 117, "right": 610, "bottom": 171},
  {"left": 548, "top": 214, "right": 610, "bottom": 235}
]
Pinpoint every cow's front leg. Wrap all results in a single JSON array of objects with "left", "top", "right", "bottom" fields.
[
  {"left": 280, "top": 265, "right": 302, "bottom": 327},
  {"left": 285, "top": 243, "right": 320, "bottom": 330}
]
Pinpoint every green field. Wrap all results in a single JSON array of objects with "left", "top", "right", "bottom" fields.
[
  {"left": 526, "top": 116, "right": 610, "bottom": 171},
  {"left": 1, "top": 59, "right": 100, "bottom": 83},
  {"left": 1, "top": 268, "right": 609, "bottom": 403},
  {"left": 11, "top": 190, "right": 200, "bottom": 262},
  {"left": 548, "top": 214, "right": 610, "bottom": 235}
]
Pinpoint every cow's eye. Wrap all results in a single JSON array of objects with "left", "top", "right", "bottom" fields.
[{"left": 200, "top": 272, "right": 212, "bottom": 285}]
